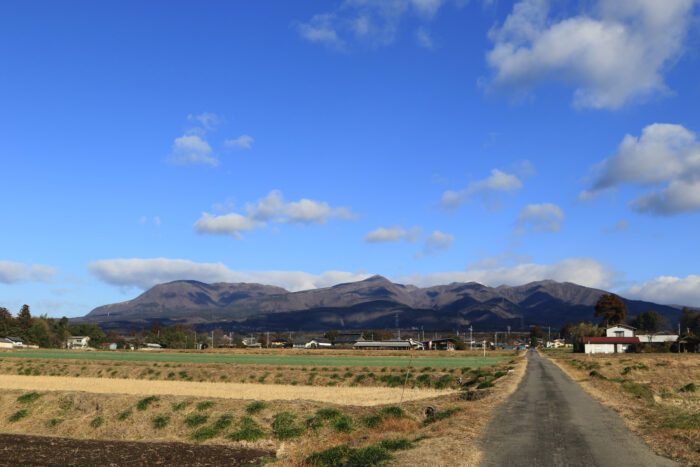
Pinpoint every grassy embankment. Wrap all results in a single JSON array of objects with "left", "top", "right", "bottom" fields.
[
  {"left": 545, "top": 350, "right": 700, "bottom": 467},
  {"left": 0, "top": 350, "right": 524, "bottom": 466}
]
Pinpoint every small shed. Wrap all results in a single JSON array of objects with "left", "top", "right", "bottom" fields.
[{"left": 423, "top": 338, "right": 456, "bottom": 351}]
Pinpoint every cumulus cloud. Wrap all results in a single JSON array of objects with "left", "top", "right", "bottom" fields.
[
  {"left": 88, "top": 258, "right": 371, "bottom": 292},
  {"left": 194, "top": 213, "right": 264, "bottom": 239},
  {"left": 195, "top": 190, "right": 357, "bottom": 238},
  {"left": 515, "top": 203, "right": 564, "bottom": 234},
  {"left": 225, "top": 135, "right": 254, "bottom": 150},
  {"left": 416, "top": 230, "right": 455, "bottom": 258},
  {"left": 397, "top": 257, "right": 614, "bottom": 289},
  {"left": 440, "top": 168, "right": 524, "bottom": 211},
  {"left": 169, "top": 134, "right": 217, "bottom": 166},
  {"left": 485, "top": 0, "right": 695, "bottom": 109},
  {"left": 580, "top": 123, "right": 700, "bottom": 215},
  {"left": 297, "top": 0, "right": 453, "bottom": 49},
  {"left": 0, "top": 261, "right": 59, "bottom": 284},
  {"left": 187, "top": 112, "right": 221, "bottom": 130},
  {"left": 622, "top": 274, "right": 700, "bottom": 307},
  {"left": 365, "top": 226, "right": 422, "bottom": 243}
]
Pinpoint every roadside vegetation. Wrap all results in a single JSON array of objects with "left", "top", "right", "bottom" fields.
[{"left": 547, "top": 352, "right": 700, "bottom": 466}]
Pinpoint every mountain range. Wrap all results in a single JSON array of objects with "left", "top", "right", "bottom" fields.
[{"left": 79, "top": 276, "right": 684, "bottom": 333}]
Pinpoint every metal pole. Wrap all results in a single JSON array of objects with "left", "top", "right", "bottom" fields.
[
  {"left": 470, "top": 326, "right": 473, "bottom": 350},
  {"left": 483, "top": 340, "right": 486, "bottom": 357}
]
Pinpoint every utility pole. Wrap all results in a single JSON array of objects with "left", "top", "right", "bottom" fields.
[
  {"left": 548, "top": 326, "right": 551, "bottom": 344},
  {"left": 483, "top": 339, "right": 486, "bottom": 357},
  {"left": 679, "top": 322, "right": 682, "bottom": 354},
  {"left": 494, "top": 332, "right": 497, "bottom": 349},
  {"left": 266, "top": 331, "right": 270, "bottom": 349},
  {"left": 211, "top": 330, "right": 214, "bottom": 349},
  {"left": 469, "top": 326, "right": 473, "bottom": 350}
]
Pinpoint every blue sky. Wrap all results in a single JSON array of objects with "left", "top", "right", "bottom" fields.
[{"left": 2, "top": 0, "right": 700, "bottom": 318}]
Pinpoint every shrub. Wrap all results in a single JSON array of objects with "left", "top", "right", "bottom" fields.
[
  {"left": 152, "top": 415, "right": 170, "bottom": 430},
  {"left": 424, "top": 408, "right": 460, "bottom": 425},
  {"left": 184, "top": 413, "right": 209, "bottom": 428},
  {"left": 190, "top": 425, "right": 220, "bottom": 443},
  {"left": 379, "top": 438, "right": 414, "bottom": 451},
  {"left": 136, "top": 396, "right": 159, "bottom": 411},
  {"left": 378, "top": 406, "right": 405, "bottom": 419},
  {"left": 433, "top": 375, "right": 453, "bottom": 390},
  {"left": 317, "top": 408, "right": 342, "bottom": 420},
  {"left": 117, "top": 409, "right": 132, "bottom": 421},
  {"left": 171, "top": 401, "right": 188, "bottom": 411},
  {"left": 8, "top": 409, "right": 28, "bottom": 422},
  {"left": 90, "top": 416, "right": 104, "bottom": 428},
  {"left": 213, "top": 414, "right": 234, "bottom": 431},
  {"left": 679, "top": 383, "right": 697, "bottom": 393},
  {"left": 272, "top": 412, "right": 304, "bottom": 440},
  {"left": 47, "top": 418, "right": 63, "bottom": 427},
  {"left": 196, "top": 401, "right": 215, "bottom": 411},
  {"left": 245, "top": 401, "right": 267, "bottom": 414},
  {"left": 360, "top": 414, "right": 383, "bottom": 428},
  {"left": 305, "top": 444, "right": 351, "bottom": 466},
  {"left": 305, "top": 415, "right": 324, "bottom": 431},
  {"left": 17, "top": 392, "right": 42, "bottom": 404},
  {"left": 621, "top": 382, "right": 654, "bottom": 402},
  {"left": 477, "top": 380, "right": 494, "bottom": 389},
  {"left": 346, "top": 445, "right": 393, "bottom": 467},
  {"left": 228, "top": 417, "right": 265, "bottom": 441},
  {"left": 332, "top": 414, "right": 353, "bottom": 433},
  {"left": 661, "top": 413, "right": 700, "bottom": 430}
]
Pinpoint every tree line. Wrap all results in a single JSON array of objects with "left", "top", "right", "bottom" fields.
[{"left": 0, "top": 305, "right": 106, "bottom": 348}]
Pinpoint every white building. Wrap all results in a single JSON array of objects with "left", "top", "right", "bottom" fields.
[
  {"left": 66, "top": 336, "right": 90, "bottom": 349},
  {"left": 605, "top": 324, "right": 635, "bottom": 338},
  {"left": 635, "top": 333, "right": 679, "bottom": 343}
]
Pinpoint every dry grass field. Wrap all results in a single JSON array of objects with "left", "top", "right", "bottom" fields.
[
  {"left": 545, "top": 350, "right": 700, "bottom": 467},
  {"left": 0, "top": 351, "right": 525, "bottom": 465}
]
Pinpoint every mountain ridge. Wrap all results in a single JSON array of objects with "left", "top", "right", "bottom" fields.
[{"left": 80, "top": 276, "right": 683, "bottom": 333}]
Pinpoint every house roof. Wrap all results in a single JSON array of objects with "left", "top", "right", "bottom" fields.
[
  {"left": 68, "top": 336, "right": 89, "bottom": 339},
  {"left": 585, "top": 337, "right": 639, "bottom": 344},
  {"left": 354, "top": 340, "right": 411, "bottom": 348},
  {"left": 334, "top": 333, "right": 364, "bottom": 343},
  {"left": 0, "top": 337, "right": 13, "bottom": 344},
  {"left": 4, "top": 336, "right": 24, "bottom": 343},
  {"left": 607, "top": 324, "right": 636, "bottom": 330}
]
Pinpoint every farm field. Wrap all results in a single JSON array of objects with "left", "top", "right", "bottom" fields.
[
  {"left": 1, "top": 348, "right": 509, "bottom": 368},
  {"left": 545, "top": 351, "right": 700, "bottom": 467},
  {"left": 0, "top": 351, "right": 526, "bottom": 465}
]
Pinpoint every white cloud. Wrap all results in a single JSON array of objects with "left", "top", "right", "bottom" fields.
[
  {"left": 397, "top": 257, "right": 614, "bottom": 289},
  {"left": 88, "top": 258, "right": 371, "bottom": 292},
  {"left": 195, "top": 190, "right": 357, "bottom": 238},
  {"left": 169, "top": 134, "right": 217, "bottom": 166},
  {"left": 225, "top": 135, "right": 254, "bottom": 150},
  {"left": 0, "top": 261, "right": 59, "bottom": 284},
  {"left": 365, "top": 226, "right": 422, "bottom": 243},
  {"left": 297, "top": 0, "right": 453, "bottom": 49},
  {"left": 187, "top": 112, "right": 221, "bottom": 130},
  {"left": 603, "top": 220, "right": 628, "bottom": 233},
  {"left": 580, "top": 123, "right": 700, "bottom": 215},
  {"left": 622, "top": 274, "right": 700, "bottom": 307},
  {"left": 194, "top": 213, "right": 264, "bottom": 239},
  {"left": 416, "top": 230, "right": 455, "bottom": 257},
  {"left": 440, "top": 168, "right": 524, "bottom": 211},
  {"left": 516, "top": 203, "right": 564, "bottom": 234},
  {"left": 466, "top": 250, "right": 532, "bottom": 269},
  {"left": 154, "top": 216, "right": 161, "bottom": 226},
  {"left": 485, "top": 0, "right": 695, "bottom": 109},
  {"left": 415, "top": 26, "right": 434, "bottom": 49}
]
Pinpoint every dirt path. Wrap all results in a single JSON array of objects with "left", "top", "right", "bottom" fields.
[
  {"left": 0, "top": 374, "right": 451, "bottom": 406},
  {"left": 0, "top": 433, "right": 273, "bottom": 466},
  {"left": 479, "top": 350, "right": 677, "bottom": 467}
]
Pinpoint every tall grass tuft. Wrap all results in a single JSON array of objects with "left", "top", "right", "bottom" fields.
[{"left": 136, "top": 396, "right": 159, "bottom": 411}]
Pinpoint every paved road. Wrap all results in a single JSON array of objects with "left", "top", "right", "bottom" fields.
[{"left": 479, "top": 350, "right": 677, "bottom": 467}]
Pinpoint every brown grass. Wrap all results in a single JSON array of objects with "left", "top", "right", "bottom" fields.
[
  {"left": 0, "top": 374, "right": 452, "bottom": 406},
  {"left": 544, "top": 350, "right": 700, "bottom": 467}
]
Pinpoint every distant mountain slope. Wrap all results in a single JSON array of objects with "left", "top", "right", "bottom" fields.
[{"left": 81, "top": 276, "right": 683, "bottom": 333}]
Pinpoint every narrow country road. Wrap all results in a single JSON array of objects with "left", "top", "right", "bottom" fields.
[{"left": 479, "top": 350, "right": 677, "bottom": 467}]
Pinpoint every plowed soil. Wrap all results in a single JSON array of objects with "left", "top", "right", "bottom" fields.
[{"left": 0, "top": 433, "right": 274, "bottom": 466}]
